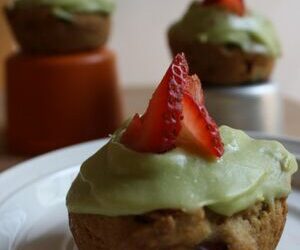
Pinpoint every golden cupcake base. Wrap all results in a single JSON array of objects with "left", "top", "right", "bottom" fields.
[
  {"left": 69, "top": 199, "right": 287, "bottom": 250},
  {"left": 168, "top": 40, "right": 275, "bottom": 87}
]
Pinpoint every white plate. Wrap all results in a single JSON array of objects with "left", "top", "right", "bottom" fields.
[{"left": 0, "top": 136, "right": 299, "bottom": 250}]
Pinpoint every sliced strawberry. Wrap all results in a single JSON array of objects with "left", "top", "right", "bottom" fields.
[
  {"left": 177, "top": 93, "right": 224, "bottom": 158},
  {"left": 121, "top": 53, "right": 224, "bottom": 158},
  {"left": 121, "top": 53, "right": 189, "bottom": 153},
  {"left": 203, "top": 0, "right": 245, "bottom": 16},
  {"left": 185, "top": 75, "right": 205, "bottom": 106}
]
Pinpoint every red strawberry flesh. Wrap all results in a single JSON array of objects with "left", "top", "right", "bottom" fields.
[
  {"left": 178, "top": 92, "right": 224, "bottom": 158},
  {"left": 121, "top": 53, "right": 188, "bottom": 153},
  {"left": 121, "top": 53, "right": 224, "bottom": 158},
  {"left": 202, "top": 0, "right": 245, "bottom": 16}
]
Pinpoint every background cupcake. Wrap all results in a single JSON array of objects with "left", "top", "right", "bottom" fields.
[
  {"left": 5, "top": 0, "right": 115, "bottom": 53},
  {"left": 168, "top": 0, "right": 281, "bottom": 86}
]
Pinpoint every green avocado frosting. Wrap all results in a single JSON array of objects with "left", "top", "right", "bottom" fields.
[
  {"left": 66, "top": 126, "right": 297, "bottom": 217},
  {"left": 13, "top": 0, "right": 115, "bottom": 14},
  {"left": 169, "top": 2, "right": 281, "bottom": 57}
]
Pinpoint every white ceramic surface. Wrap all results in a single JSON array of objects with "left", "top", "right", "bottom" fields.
[{"left": 0, "top": 137, "right": 299, "bottom": 250}]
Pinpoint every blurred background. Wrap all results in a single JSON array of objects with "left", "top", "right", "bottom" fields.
[{"left": 0, "top": 0, "right": 299, "bottom": 100}]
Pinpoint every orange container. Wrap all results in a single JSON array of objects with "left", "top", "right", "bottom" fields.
[{"left": 5, "top": 48, "right": 122, "bottom": 155}]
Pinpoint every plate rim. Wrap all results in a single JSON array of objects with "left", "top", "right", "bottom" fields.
[{"left": 0, "top": 138, "right": 108, "bottom": 203}]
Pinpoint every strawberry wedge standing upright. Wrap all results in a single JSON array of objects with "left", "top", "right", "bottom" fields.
[
  {"left": 121, "top": 53, "right": 189, "bottom": 153},
  {"left": 121, "top": 53, "right": 224, "bottom": 159},
  {"left": 177, "top": 75, "right": 224, "bottom": 158}
]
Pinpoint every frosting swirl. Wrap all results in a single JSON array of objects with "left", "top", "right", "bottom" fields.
[
  {"left": 13, "top": 0, "right": 115, "bottom": 14},
  {"left": 169, "top": 3, "right": 281, "bottom": 57},
  {"left": 67, "top": 126, "right": 297, "bottom": 216}
]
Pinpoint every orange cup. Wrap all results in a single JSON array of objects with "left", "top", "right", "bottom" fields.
[{"left": 5, "top": 47, "right": 122, "bottom": 155}]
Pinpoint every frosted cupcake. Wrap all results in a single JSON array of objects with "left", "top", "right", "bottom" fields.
[
  {"left": 5, "top": 0, "right": 115, "bottom": 53},
  {"left": 67, "top": 54, "right": 297, "bottom": 250},
  {"left": 168, "top": 0, "right": 281, "bottom": 86}
]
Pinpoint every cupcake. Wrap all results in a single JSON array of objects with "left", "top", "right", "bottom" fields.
[
  {"left": 5, "top": 0, "right": 115, "bottom": 53},
  {"left": 168, "top": 0, "right": 281, "bottom": 86},
  {"left": 66, "top": 54, "right": 297, "bottom": 250}
]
